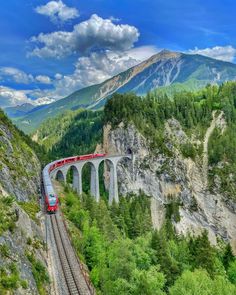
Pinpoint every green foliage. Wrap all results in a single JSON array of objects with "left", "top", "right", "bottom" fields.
[
  {"left": 61, "top": 190, "right": 165, "bottom": 294},
  {"left": 228, "top": 260, "right": 236, "bottom": 285},
  {"left": 18, "top": 201, "right": 40, "bottom": 224},
  {"left": 0, "top": 244, "right": 10, "bottom": 258},
  {"left": 35, "top": 109, "right": 103, "bottom": 161},
  {"left": 26, "top": 252, "right": 50, "bottom": 295},
  {"left": 223, "top": 243, "right": 235, "bottom": 269},
  {"left": 17, "top": 128, "right": 49, "bottom": 165},
  {"left": 208, "top": 124, "right": 236, "bottom": 198},
  {"left": 169, "top": 269, "right": 236, "bottom": 295},
  {"left": 0, "top": 196, "right": 16, "bottom": 235},
  {"left": 0, "top": 108, "right": 44, "bottom": 188},
  {"left": 180, "top": 142, "right": 197, "bottom": 160},
  {"left": 0, "top": 263, "right": 22, "bottom": 293},
  {"left": 110, "top": 193, "right": 152, "bottom": 239},
  {"left": 61, "top": 188, "right": 235, "bottom": 294},
  {"left": 165, "top": 196, "right": 181, "bottom": 223},
  {"left": 188, "top": 230, "right": 220, "bottom": 277}
]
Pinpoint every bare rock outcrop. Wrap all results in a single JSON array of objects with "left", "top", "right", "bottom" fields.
[{"left": 103, "top": 115, "right": 236, "bottom": 252}]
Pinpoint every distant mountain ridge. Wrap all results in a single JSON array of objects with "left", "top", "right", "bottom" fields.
[
  {"left": 14, "top": 49, "right": 236, "bottom": 133},
  {"left": 5, "top": 103, "right": 35, "bottom": 118}
]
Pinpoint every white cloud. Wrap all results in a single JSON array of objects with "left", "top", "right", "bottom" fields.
[
  {"left": 55, "top": 73, "right": 62, "bottom": 80},
  {"left": 109, "top": 16, "right": 121, "bottom": 22},
  {"left": 126, "top": 46, "right": 160, "bottom": 62},
  {"left": 0, "top": 86, "right": 32, "bottom": 108},
  {"left": 35, "top": 75, "right": 52, "bottom": 84},
  {"left": 0, "top": 67, "right": 53, "bottom": 86},
  {"left": 188, "top": 45, "right": 236, "bottom": 62},
  {"left": 0, "top": 67, "right": 34, "bottom": 84},
  {"left": 0, "top": 86, "right": 56, "bottom": 108},
  {"left": 35, "top": 0, "right": 79, "bottom": 24},
  {"left": 28, "top": 14, "right": 140, "bottom": 58},
  {"left": 0, "top": 45, "right": 158, "bottom": 107},
  {"left": 33, "top": 96, "right": 55, "bottom": 105}
]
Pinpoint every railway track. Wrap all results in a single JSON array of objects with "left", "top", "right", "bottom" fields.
[{"left": 50, "top": 213, "right": 93, "bottom": 295}]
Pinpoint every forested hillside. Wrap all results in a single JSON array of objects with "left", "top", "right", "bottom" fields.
[
  {"left": 34, "top": 109, "right": 103, "bottom": 160},
  {"left": 104, "top": 82, "right": 236, "bottom": 200},
  {"left": 60, "top": 187, "right": 236, "bottom": 294}
]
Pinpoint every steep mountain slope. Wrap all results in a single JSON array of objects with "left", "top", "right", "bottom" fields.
[
  {"left": 0, "top": 110, "right": 41, "bottom": 200},
  {"left": 102, "top": 85, "right": 236, "bottom": 251},
  {"left": 16, "top": 50, "right": 236, "bottom": 133},
  {"left": 0, "top": 109, "right": 49, "bottom": 294}
]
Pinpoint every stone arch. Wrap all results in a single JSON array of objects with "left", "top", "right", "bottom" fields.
[
  {"left": 98, "top": 158, "right": 115, "bottom": 194},
  {"left": 55, "top": 170, "right": 65, "bottom": 182},
  {"left": 99, "top": 156, "right": 132, "bottom": 204},
  {"left": 115, "top": 155, "right": 133, "bottom": 201},
  {"left": 81, "top": 161, "right": 100, "bottom": 201},
  {"left": 66, "top": 165, "right": 80, "bottom": 193},
  {"left": 104, "top": 158, "right": 118, "bottom": 204}
]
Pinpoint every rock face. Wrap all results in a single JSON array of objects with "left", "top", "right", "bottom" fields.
[
  {"left": 103, "top": 117, "right": 236, "bottom": 252},
  {"left": 0, "top": 113, "right": 41, "bottom": 201},
  {"left": 0, "top": 110, "right": 48, "bottom": 294},
  {"left": 0, "top": 204, "right": 46, "bottom": 295}
]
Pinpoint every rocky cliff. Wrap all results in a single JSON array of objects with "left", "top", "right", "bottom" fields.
[
  {"left": 0, "top": 110, "right": 48, "bottom": 294},
  {"left": 0, "top": 110, "right": 41, "bottom": 201},
  {"left": 103, "top": 113, "right": 236, "bottom": 252}
]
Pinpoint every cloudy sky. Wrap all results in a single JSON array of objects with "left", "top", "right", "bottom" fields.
[{"left": 0, "top": 0, "right": 236, "bottom": 107}]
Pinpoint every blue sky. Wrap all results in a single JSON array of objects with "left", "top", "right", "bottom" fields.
[{"left": 0, "top": 0, "right": 236, "bottom": 107}]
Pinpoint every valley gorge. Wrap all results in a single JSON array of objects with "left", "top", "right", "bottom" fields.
[
  {"left": 2, "top": 1, "right": 236, "bottom": 293},
  {"left": 2, "top": 79, "right": 236, "bottom": 294}
]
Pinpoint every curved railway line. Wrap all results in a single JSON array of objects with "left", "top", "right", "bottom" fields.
[{"left": 50, "top": 213, "right": 94, "bottom": 295}]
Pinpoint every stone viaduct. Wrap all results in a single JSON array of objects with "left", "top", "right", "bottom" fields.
[{"left": 50, "top": 154, "right": 133, "bottom": 204}]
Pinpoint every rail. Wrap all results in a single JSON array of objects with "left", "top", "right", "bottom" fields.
[{"left": 50, "top": 213, "right": 93, "bottom": 295}]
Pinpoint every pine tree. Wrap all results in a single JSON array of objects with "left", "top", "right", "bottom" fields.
[{"left": 223, "top": 243, "right": 235, "bottom": 269}]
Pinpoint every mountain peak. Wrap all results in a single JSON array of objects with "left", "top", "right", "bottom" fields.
[
  {"left": 159, "top": 49, "right": 173, "bottom": 54},
  {"left": 16, "top": 49, "right": 236, "bottom": 133},
  {"left": 148, "top": 49, "right": 181, "bottom": 63}
]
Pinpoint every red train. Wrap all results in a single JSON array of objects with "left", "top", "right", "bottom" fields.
[
  {"left": 48, "top": 153, "right": 106, "bottom": 173},
  {"left": 45, "top": 187, "right": 59, "bottom": 212},
  {"left": 43, "top": 153, "right": 106, "bottom": 213}
]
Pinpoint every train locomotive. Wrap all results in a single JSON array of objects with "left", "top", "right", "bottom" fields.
[
  {"left": 42, "top": 161, "right": 59, "bottom": 213},
  {"left": 42, "top": 153, "right": 106, "bottom": 213}
]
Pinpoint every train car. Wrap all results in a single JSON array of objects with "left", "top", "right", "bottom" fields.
[
  {"left": 78, "top": 153, "right": 106, "bottom": 161},
  {"left": 64, "top": 156, "right": 77, "bottom": 164},
  {"left": 44, "top": 184, "right": 59, "bottom": 213},
  {"left": 48, "top": 154, "right": 107, "bottom": 173},
  {"left": 42, "top": 163, "right": 59, "bottom": 213},
  {"left": 95, "top": 153, "right": 106, "bottom": 157}
]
